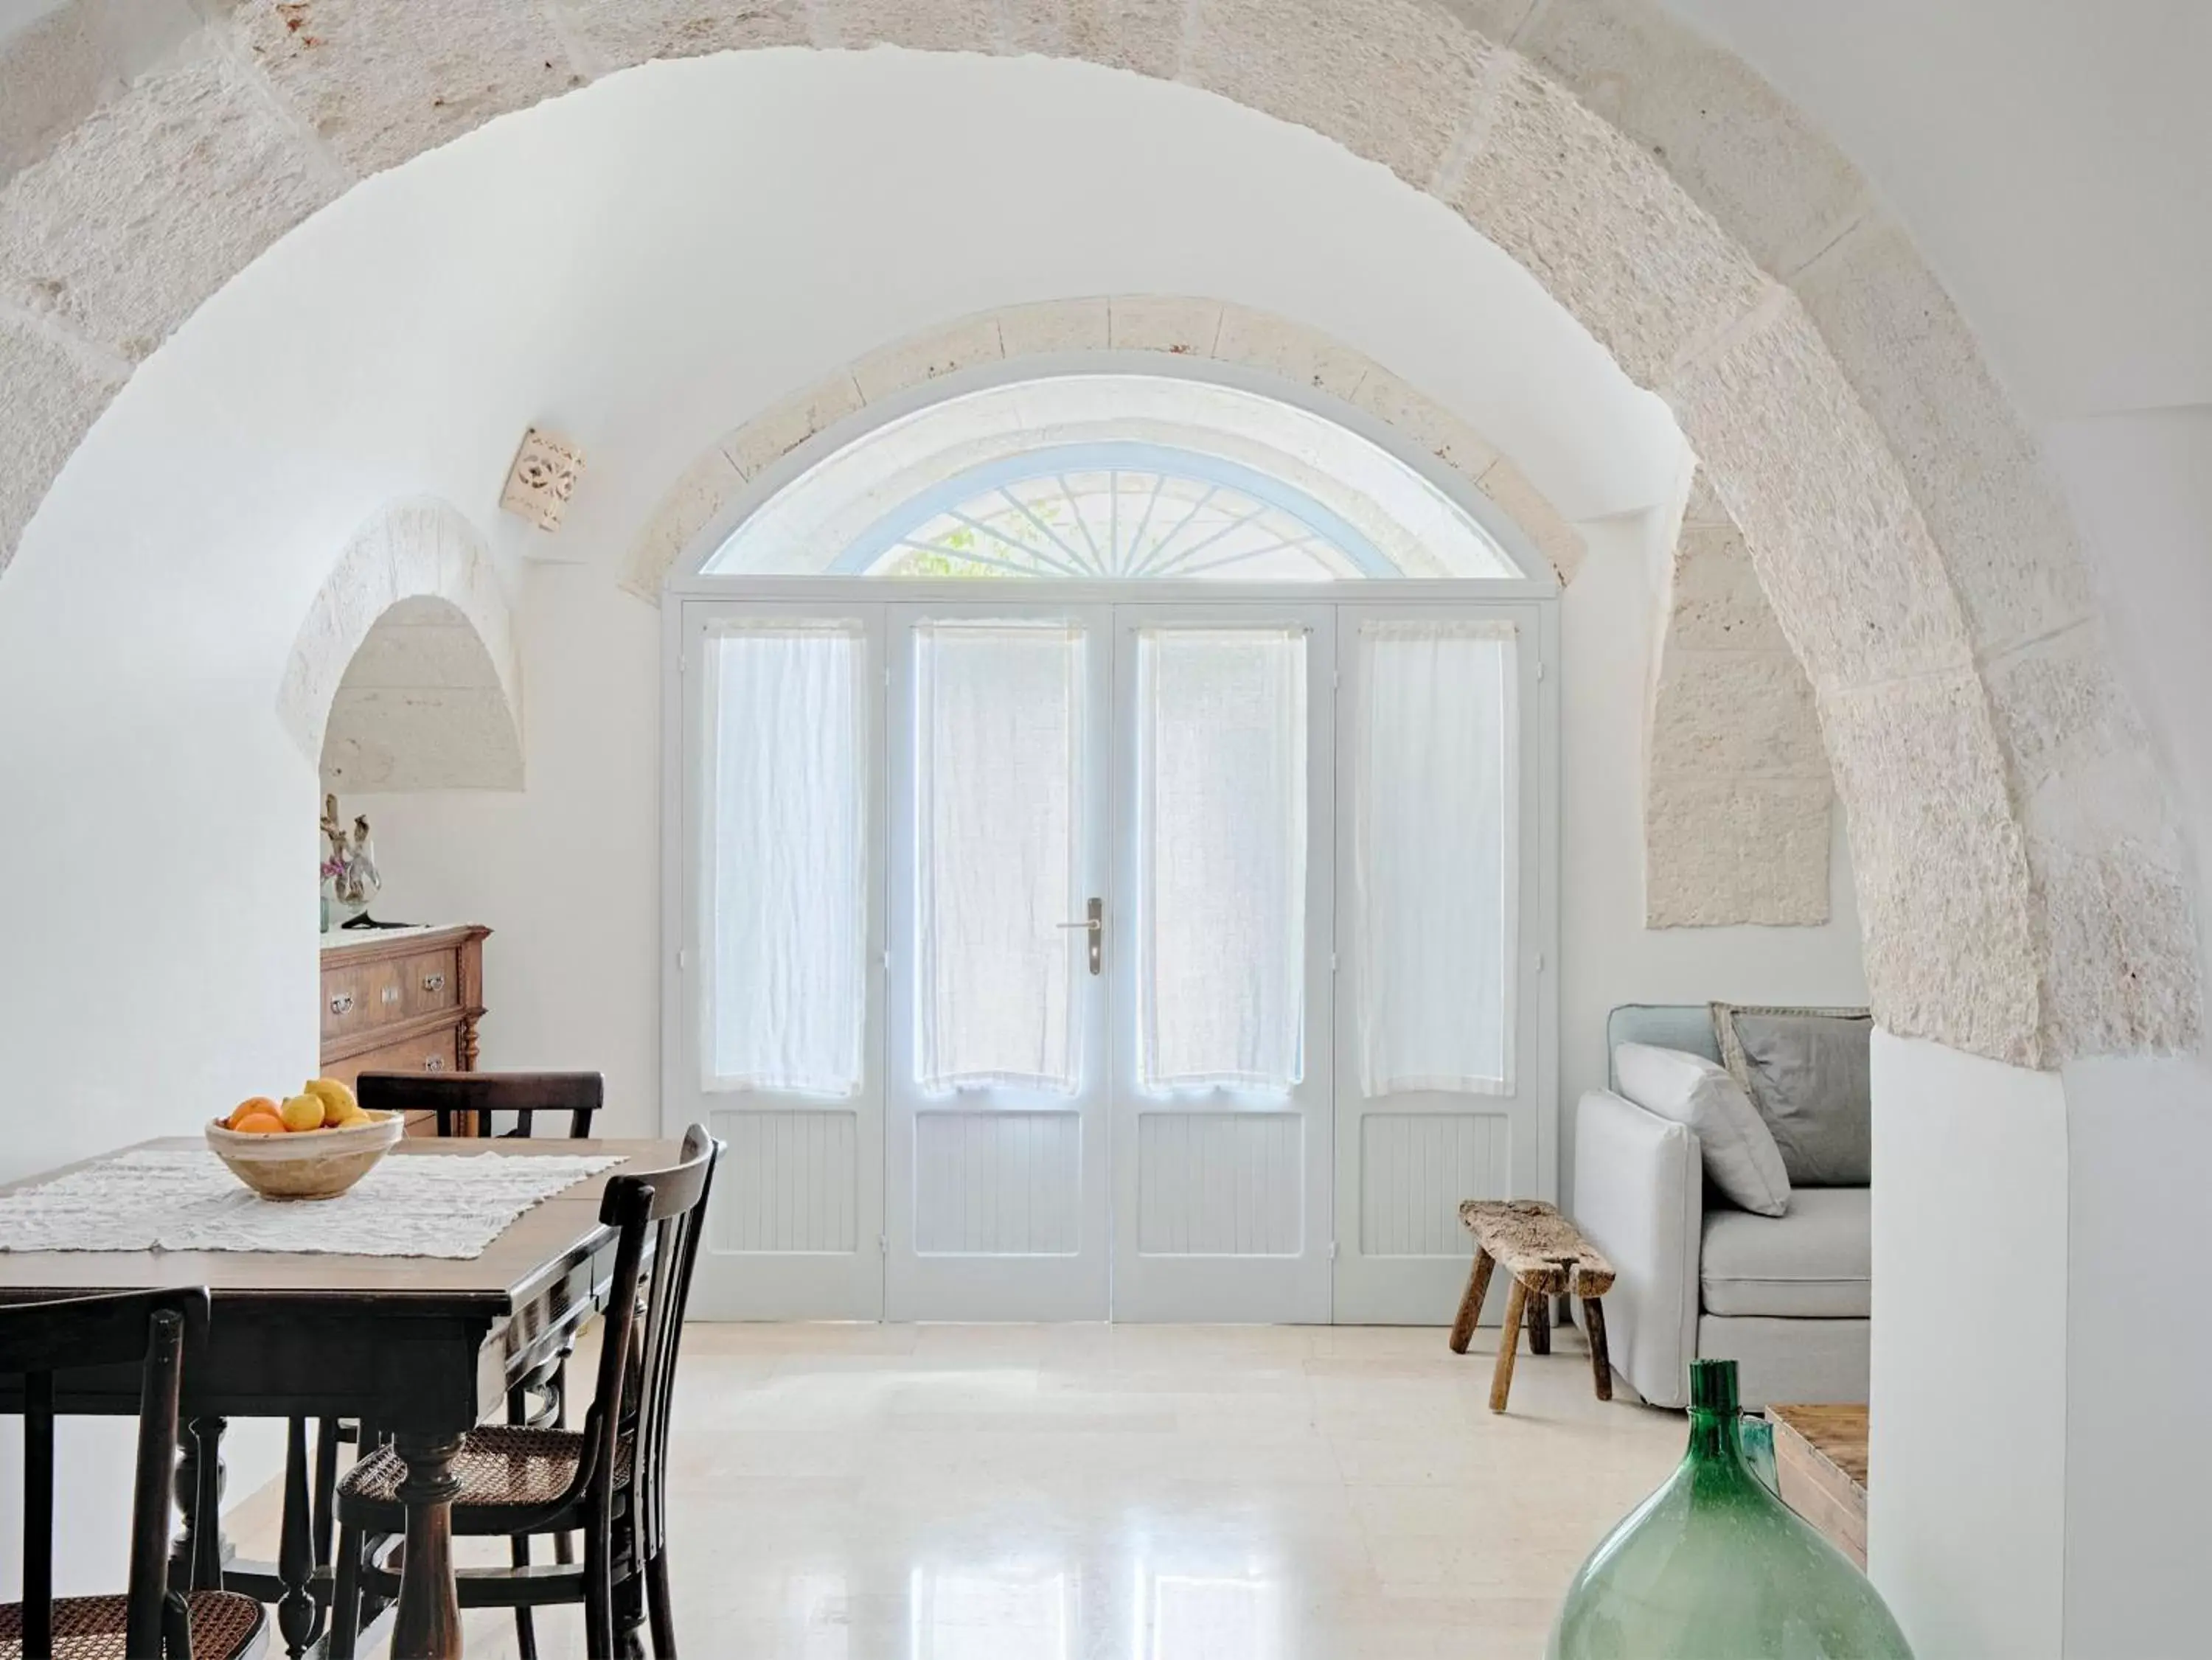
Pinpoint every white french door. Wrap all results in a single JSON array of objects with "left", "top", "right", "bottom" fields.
[
  {"left": 1330, "top": 603, "right": 1554, "bottom": 1322},
  {"left": 669, "top": 602, "right": 888, "bottom": 1320},
  {"left": 1107, "top": 606, "right": 1334, "bottom": 1322},
  {"left": 669, "top": 589, "right": 1554, "bottom": 1325},
  {"left": 883, "top": 605, "right": 1114, "bottom": 1320}
]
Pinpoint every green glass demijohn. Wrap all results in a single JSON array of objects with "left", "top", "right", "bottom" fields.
[{"left": 1547, "top": 1359, "right": 1915, "bottom": 1660}]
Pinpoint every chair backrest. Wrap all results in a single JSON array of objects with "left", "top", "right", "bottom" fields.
[
  {"left": 356, "top": 1070, "right": 604, "bottom": 1140},
  {"left": 573, "top": 1125, "right": 721, "bottom": 1575},
  {"left": 0, "top": 1288, "right": 210, "bottom": 1657}
]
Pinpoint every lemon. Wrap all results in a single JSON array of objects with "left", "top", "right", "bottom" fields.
[
  {"left": 303, "top": 1078, "right": 358, "bottom": 1127},
  {"left": 279, "top": 1093, "right": 326, "bottom": 1133}
]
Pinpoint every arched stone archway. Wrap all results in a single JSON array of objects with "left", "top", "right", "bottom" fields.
[
  {"left": 0, "top": 1, "right": 2195, "bottom": 1065},
  {"left": 277, "top": 498, "right": 524, "bottom": 791}
]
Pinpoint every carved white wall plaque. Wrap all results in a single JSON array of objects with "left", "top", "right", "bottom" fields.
[{"left": 500, "top": 426, "right": 585, "bottom": 531}]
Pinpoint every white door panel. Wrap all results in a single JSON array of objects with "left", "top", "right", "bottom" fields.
[
  {"left": 1110, "top": 605, "right": 1334, "bottom": 1322},
  {"left": 1331, "top": 601, "right": 1556, "bottom": 1325},
  {"left": 886, "top": 604, "right": 1113, "bottom": 1320},
  {"left": 670, "top": 601, "right": 887, "bottom": 1321}
]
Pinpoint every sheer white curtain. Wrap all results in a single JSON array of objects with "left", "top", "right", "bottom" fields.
[
  {"left": 1354, "top": 618, "right": 1518, "bottom": 1098},
  {"left": 702, "top": 620, "right": 869, "bottom": 1098},
  {"left": 915, "top": 621, "right": 1086, "bottom": 1093},
  {"left": 1138, "top": 626, "right": 1308, "bottom": 1091}
]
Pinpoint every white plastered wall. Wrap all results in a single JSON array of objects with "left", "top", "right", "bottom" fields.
[{"left": 0, "top": 47, "right": 1865, "bottom": 1586}]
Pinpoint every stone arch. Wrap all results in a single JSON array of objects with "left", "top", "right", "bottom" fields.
[
  {"left": 619, "top": 296, "right": 1587, "bottom": 596},
  {"left": 0, "top": 1, "right": 2195, "bottom": 1065},
  {"left": 276, "top": 498, "right": 524, "bottom": 791}
]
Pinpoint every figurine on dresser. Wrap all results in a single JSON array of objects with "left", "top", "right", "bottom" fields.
[{"left": 320, "top": 792, "right": 385, "bottom": 928}]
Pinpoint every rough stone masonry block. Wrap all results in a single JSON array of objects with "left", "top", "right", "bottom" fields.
[
  {"left": 2029, "top": 830, "right": 2202, "bottom": 1060},
  {"left": 0, "top": 0, "right": 204, "bottom": 182},
  {"left": 720, "top": 372, "right": 866, "bottom": 480},
  {"left": 1667, "top": 292, "right": 1972, "bottom": 689},
  {"left": 1184, "top": 0, "right": 1494, "bottom": 189},
  {"left": 548, "top": 0, "right": 810, "bottom": 72},
  {"left": 1452, "top": 56, "right": 1770, "bottom": 388},
  {"left": 1476, "top": 458, "right": 1585, "bottom": 584},
  {"left": 1645, "top": 775, "right": 1831, "bottom": 927},
  {"left": 239, "top": 0, "right": 581, "bottom": 178},
  {"left": 1517, "top": 0, "right": 1868, "bottom": 277},
  {"left": 623, "top": 445, "right": 745, "bottom": 599},
  {"left": 1349, "top": 365, "right": 1498, "bottom": 486},
  {"left": 1792, "top": 215, "right": 2097, "bottom": 655},
  {"left": 1647, "top": 652, "right": 1824, "bottom": 779},
  {"left": 1431, "top": 0, "right": 1543, "bottom": 41},
  {"left": 1820, "top": 674, "right": 2042, "bottom": 1065},
  {"left": 849, "top": 313, "right": 1004, "bottom": 403},
  {"left": 997, "top": 296, "right": 1111, "bottom": 356},
  {"left": 1000, "top": 0, "right": 1185, "bottom": 79},
  {"left": 816, "top": 0, "right": 1001, "bottom": 52},
  {"left": 1666, "top": 520, "right": 1792, "bottom": 654},
  {"left": 1213, "top": 304, "right": 1371, "bottom": 400},
  {"left": 0, "top": 318, "right": 122, "bottom": 575},
  {"left": 1107, "top": 295, "right": 1221, "bottom": 355},
  {"left": 1981, "top": 622, "right": 2146, "bottom": 796},
  {"left": 0, "top": 49, "right": 334, "bottom": 361},
  {"left": 1983, "top": 622, "right": 2202, "bottom": 1055}
]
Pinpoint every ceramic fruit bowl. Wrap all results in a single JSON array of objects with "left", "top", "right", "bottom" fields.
[{"left": 206, "top": 1112, "right": 403, "bottom": 1200}]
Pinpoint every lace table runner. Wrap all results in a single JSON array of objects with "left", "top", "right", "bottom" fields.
[{"left": 0, "top": 1148, "right": 626, "bottom": 1260}]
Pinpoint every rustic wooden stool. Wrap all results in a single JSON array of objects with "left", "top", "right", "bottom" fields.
[{"left": 1450, "top": 1199, "right": 1617, "bottom": 1412}]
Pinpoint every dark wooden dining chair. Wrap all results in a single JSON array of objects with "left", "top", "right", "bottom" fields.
[
  {"left": 0, "top": 1288, "right": 267, "bottom": 1660},
  {"left": 357, "top": 1070, "right": 604, "bottom": 1142},
  {"left": 328, "top": 1123, "right": 721, "bottom": 1660},
  {"left": 298, "top": 1070, "right": 608, "bottom": 1645}
]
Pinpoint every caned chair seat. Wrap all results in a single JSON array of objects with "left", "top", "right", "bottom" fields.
[
  {"left": 0, "top": 1590, "right": 265, "bottom": 1660},
  {"left": 339, "top": 1425, "right": 630, "bottom": 1525}
]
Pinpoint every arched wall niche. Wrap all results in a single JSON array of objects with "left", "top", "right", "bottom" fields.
[
  {"left": 279, "top": 498, "right": 524, "bottom": 793},
  {"left": 0, "top": 2, "right": 2195, "bottom": 1067}
]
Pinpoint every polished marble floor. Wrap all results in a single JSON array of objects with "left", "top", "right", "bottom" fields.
[{"left": 244, "top": 1320, "right": 1685, "bottom": 1659}]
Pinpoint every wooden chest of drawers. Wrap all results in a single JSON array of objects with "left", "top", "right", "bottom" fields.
[{"left": 318, "top": 924, "right": 489, "bottom": 1137}]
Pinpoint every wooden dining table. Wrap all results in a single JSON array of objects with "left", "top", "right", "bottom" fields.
[{"left": 0, "top": 1134, "right": 679, "bottom": 1659}]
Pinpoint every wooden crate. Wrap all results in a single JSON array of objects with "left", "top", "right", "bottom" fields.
[{"left": 1768, "top": 1403, "right": 1868, "bottom": 1569}]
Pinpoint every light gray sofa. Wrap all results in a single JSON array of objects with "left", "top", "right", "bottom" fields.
[{"left": 1571, "top": 1004, "right": 1870, "bottom": 1410}]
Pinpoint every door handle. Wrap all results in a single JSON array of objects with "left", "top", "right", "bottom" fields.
[{"left": 1056, "top": 896, "right": 1103, "bottom": 975}]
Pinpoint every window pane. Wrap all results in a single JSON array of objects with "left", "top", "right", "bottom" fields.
[
  {"left": 703, "top": 621, "right": 869, "bottom": 1097},
  {"left": 1138, "top": 627, "right": 1308, "bottom": 1091},
  {"left": 915, "top": 621, "right": 1086, "bottom": 1092},
  {"left": 1354, "top": 619, "right": 1518, "bottom": 1098}
]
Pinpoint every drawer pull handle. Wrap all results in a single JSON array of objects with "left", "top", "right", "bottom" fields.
[
  {"left": 425, "top": 1055, "right": 447, "bottom": 1073},
  {"left": 380, "top": 986, "right": 401, "bottom": 1006},
  {"left": 330, "top": 992, "right": 355, "bottom": 1016},
  {"left": 422, "top": 972, "right": 446, "bottom": 992}
]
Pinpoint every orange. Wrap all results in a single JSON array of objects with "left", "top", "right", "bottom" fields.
[
  {"left": 231, "top": 1111, "right": 286, "bottom": 1134},
  {"left": 226, "top": 1096, "right": 278, "bottom": 1130}
]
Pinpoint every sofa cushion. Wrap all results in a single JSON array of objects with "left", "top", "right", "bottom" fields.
[
  {"left": 1700, "top": 1187, "right": 1870, "bottom": 1318},
  {"left": 1613, "top": 1042, "right": 1790, "bottom": 1217},
  {"left": 1721, "top": 1008, "right": 1874, "bottom": 1187}
]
